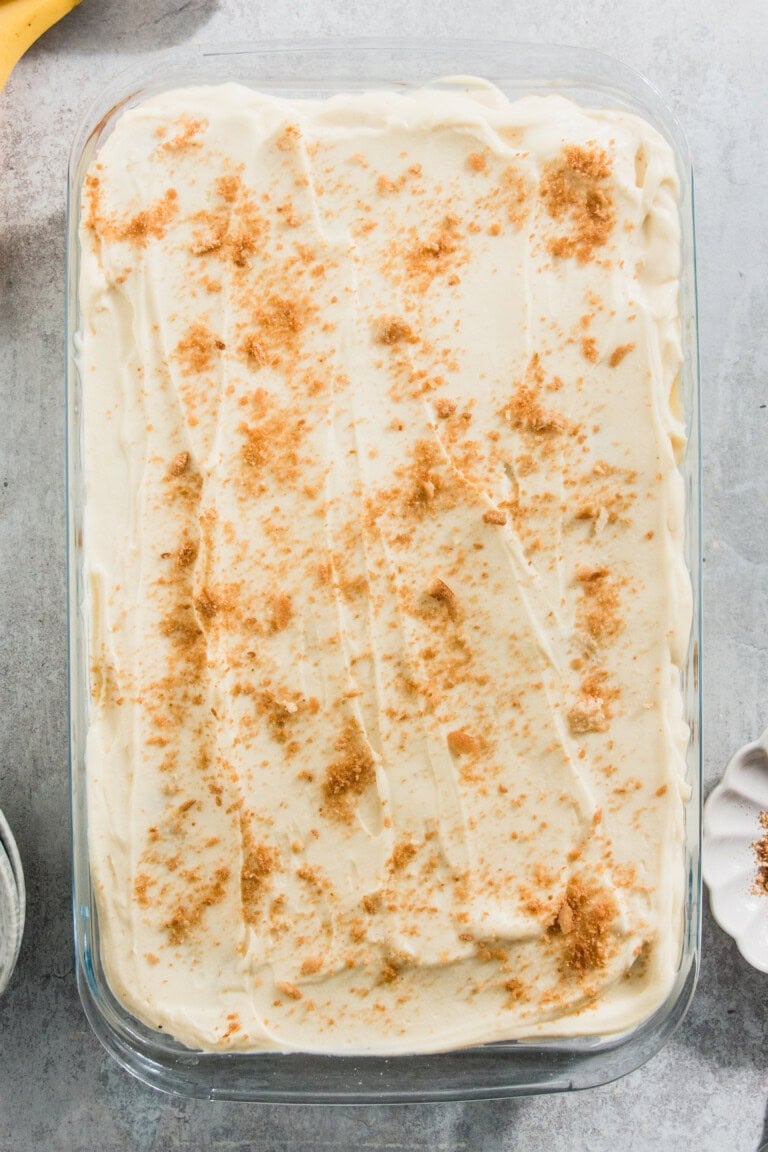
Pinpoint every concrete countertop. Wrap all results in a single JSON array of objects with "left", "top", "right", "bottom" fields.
[{"left": 0, "top": 1, "right": 766, "bottom": 1148}]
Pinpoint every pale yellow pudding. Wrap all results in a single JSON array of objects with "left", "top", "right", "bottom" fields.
[{"left": 79, "top": 80, "right": 689, "bottom": 1054}]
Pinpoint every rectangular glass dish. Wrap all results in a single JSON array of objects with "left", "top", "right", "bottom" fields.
[{"left": 67, "top": 39, "right": 701, "bottom": 1101}]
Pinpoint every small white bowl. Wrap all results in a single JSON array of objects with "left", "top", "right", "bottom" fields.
[
  {"left": 703, "top": 731, "right": 768, "bottom": 973},
  {"left": 0, "top": 808, "right": 24, "bottom": 995}
]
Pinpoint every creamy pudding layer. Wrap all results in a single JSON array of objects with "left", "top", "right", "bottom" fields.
[{"left": 79, "top": 81, "right": 689, "bottom": 1053}]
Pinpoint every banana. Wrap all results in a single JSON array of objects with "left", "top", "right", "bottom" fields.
[{"left": 0, "top": 0, "right": 82, "bottom": 94}]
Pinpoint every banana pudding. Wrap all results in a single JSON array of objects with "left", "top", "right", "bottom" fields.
[{"left": 79, "top": 80, "right": 689, "bottom": 1054}]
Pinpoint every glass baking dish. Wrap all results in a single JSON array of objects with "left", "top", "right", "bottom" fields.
[{"left": 66, "top": 39, "right": 701, "bottom": 1102}]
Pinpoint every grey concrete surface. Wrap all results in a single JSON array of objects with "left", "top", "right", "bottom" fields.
[{"left": 0, "top": 1, "right": 766, "bottom": 1149}]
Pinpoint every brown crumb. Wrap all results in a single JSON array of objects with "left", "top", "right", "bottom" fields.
[
  {"left": 247, "top": 687, "right": 312, "bottom": 748},
  {"left": 160, "top": 117, "right": 207, "bottom": 152},
  {"left": 575, "top": 566, "right": 624, "bottom": 644},
  {"left": 374, "top": 316, "right": 418, "bottom": 346},
  {"left": 550, "top": 876, "right": 618, "bottom": 978},
  {"left": 159, "top": 603, "right": 204, "bottom": 665},
  {"left": 567, "top": 695, "right": 609, "bottom": 735},
  {"left": 501, "top": 386, "right": 566, "bottom": 436},
  {"left": 215, "top": 175, "right": 240, "bottom": 203},
  {"left": 195, "top": 588, "right": 220, "bottom": 619},
  {"left": 434, "top": 397, "right": 457, "bottom": 418},
  {"left": 239, "top": 387, "right": 309, "bottom": 487},
  {"left": 90, "top": 654, "right": 121, "bottom": 709},
  {"left": 540, "top": 145, "right": 615, "bottom": 263},
  {"left": 222, "top": 1013, "right": 242, "bottom": 1038},
  {"left": 187, "top": 177, "right": 265, "bottom": 266},
  {"left": 252, "top": 294, "right": 307, "bottom": 352},
  {"left": 425, "top": 577, "right": 459, "bottom": 621},
  {"left": 162, "top": 866, "right": 230, "bottom": 945},
  {"left": 88, "top": 187, "right": 179, "bottom": 247},
  {"left": 394, "top": 438, "right": 459, "bottom": 517},
  {"left": 276, "top": 981, "right": 303, "bottom": 1000},
  {"left": 168, "top": 450, "right": 190, "bottom": 477},
  {"left": 239, "top": 333, "right": 270, "bottom": 369},
  {"left": 276, "top": 124, "right": 301, "bottom": 152},
  {"left": 753, "top": 811, "right": 768, "bottom": 895},
  {"left": 378, "top": 961, "right": 400, "bottom": 984},
  {"left": 503, "top": 978, "right": 526, "bottom": 1007},
  {"left": 406, "top": 214, "right": 466, "bottom": 287},
  {"left": 608, "top": 342, "right": 636, "bottom": 368},
  {"left": 174, "top": 322, "right": 225, "bottom": 376},
  {"left": 557, "top": 902, "right": 575, "bottom": 934},
  {"left": 134, "top": 873, "right": 154, "bottom": 908},
  {"left": 240, "top": 825, "right": 280, "bottom": 925},
  {"left": 499, "top": 354, "right": 567, "bottom": 437},
  {"left": 175, "top": 541, "right": 198, "bottom": 569},
  {"left": 270, "top": 593, "right": 293, "bottom": 632},
  {"left": 568, "top": 669, "right": 619, "bottom": 735},
  {"left": 447, "top": 729, "right": 479, "bottom": 757},
  {"left": 388, "top": 840, "right": 418, "bottom": 871},
  {"left": 322, "top": 722, "right": 376, "bottom": 821},
  {"left": 376, "top": 174, "right": 400, "bottom": 195},
  {"left": 377, "top": 951, "right": 409, "bottom": 985}
]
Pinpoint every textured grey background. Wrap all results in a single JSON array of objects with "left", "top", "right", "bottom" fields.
[{"left": 0, "top": 0, "right": 766, "bottom": 1149}]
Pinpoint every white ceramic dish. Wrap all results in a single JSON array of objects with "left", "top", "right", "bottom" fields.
[
  {"left": 703, "top": 731, "right": 768, "bottom": 973},
  {"left": 0, "top": 808, "right": 24, "bottom": 995},
  {"left": 0, "top": 808, "right": 24, "bottom": 898}
]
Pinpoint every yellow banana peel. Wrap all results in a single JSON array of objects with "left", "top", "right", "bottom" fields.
[{"left": 0, "top": 0, "right": 82, "bottom": 94}]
